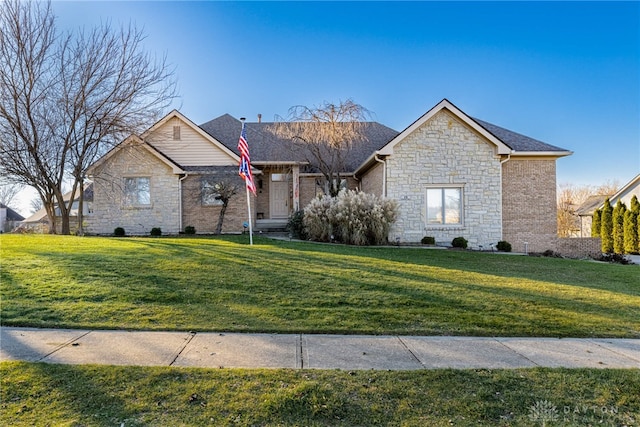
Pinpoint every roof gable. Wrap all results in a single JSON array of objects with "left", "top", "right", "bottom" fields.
[
  {"left": 87, "top": 135, "right": 184, "bottom": 176},
  {"left": 143, "top": 110, "right": 240, "bottom": 166},
  {"left": 377, "top": 99, "right": 513, "bottom": 157},
  {"left": 607, "top": 173, "right": 640, "bottom": 206},
  {"left": 376, "top": 99, "right": 572, "bottom": 158}
]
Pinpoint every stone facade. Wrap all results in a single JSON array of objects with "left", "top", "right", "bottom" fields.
[
  {"left": 384, "top": 110, "right": 503, "bottom": 247},
  {"left": 86, "top": 143, "right": 181, "bottom": 235},
  {"left": 502, "top": 158, "right": 558, "bottom": 253}
]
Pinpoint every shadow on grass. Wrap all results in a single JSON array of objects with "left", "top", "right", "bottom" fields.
[{"left": 2, "top": 235, "right": 639, "bottom": 337}]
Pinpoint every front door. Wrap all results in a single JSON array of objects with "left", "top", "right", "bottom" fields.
[{"left": 270, "top": 175, "right": 289, "bottom": 218}]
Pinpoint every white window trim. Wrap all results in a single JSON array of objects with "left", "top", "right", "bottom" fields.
[
  {"left": 123, "top": 176, "right": 151, "bottom": 208},
  {"left": 424, "top": 184, "right": 464, "bottom": 228}
]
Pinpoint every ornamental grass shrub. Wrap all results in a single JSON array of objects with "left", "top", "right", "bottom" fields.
[{"left": 303, "top": 190, "right": 399, "bottom": 246}]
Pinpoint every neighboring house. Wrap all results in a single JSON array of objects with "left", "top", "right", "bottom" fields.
[
  {"left": 85, "top": 99, "right": 572, "bottom": 252},
  {"left": 576, "top": 174, "right": 640, "bottom": 237},
  {"left": 0, "top": 203, "right": 25, "bottom": 233},
  {"left": 20, "top": 184, "right": 93, "bottom": 234}
]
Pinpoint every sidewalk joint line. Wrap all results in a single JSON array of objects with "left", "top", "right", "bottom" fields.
[
  {"left": 169, "top": 331, "right": 197, "bottom": 366},
  {"left": 588, "top": 338, "right": 640, "bottom": 364},
  {"left": 298, "top": 334, "right": 304, "bottom": 369},
  {"left": 494, "top": 338, "right": 540, "bottom": 367},
  {"left": 396, "top": 336, "right": 425, "bottom": 369},
  {"left": 39, "top": 330, "right": 92, "bottom": 362}
]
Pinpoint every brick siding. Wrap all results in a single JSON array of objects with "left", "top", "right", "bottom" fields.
[
  {"left": 181, "top": 174, "right": 254, "bottom": 234},
  {"left": 556, "top": 237, "right": 602, "bottom": 258},
  {"left": 502, "top": 158, "right": 558, "bottom": 253}
]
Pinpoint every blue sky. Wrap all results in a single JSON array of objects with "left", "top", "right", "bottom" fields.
[{"left": 14, "top": 1, "right": 640, "bottom": 214}]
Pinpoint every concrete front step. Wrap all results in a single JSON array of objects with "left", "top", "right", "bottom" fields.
[{"left": 255, "top": 219, "right": 288, "bottom": 232}]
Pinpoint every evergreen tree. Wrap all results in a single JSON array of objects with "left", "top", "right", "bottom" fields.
[
  {"left": 624, "top": 209, "right": 638, "bottom": 254},
  {"left": 613, "top": 200, "right": 626, "bottom": 254},
  {"left": 600, "top": 198, "right": 614, "bottom": 253},
  {"left": 591, "top": 209, "right": 601, "bottom": 237},
  {"left": 625, "top": 195, "right": 640, "bottom": 254}
]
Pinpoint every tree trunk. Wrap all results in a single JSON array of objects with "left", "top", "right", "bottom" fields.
[
  {"left": 53, "top": 187, "right": 71, "bottom": 235},
  {"left": 215, "top": 201, "right": 229, "bottom": 235},
  {"left": 77, "top": 177, "right": 84, "bottom": 236}
]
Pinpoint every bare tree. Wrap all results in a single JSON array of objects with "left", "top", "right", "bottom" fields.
[
  {"left": 0, "top": 0, "right": 62, "bottom": 233},
  {"left": 0, "top": 0, "right": 177, "bottom": 234},
  {"left": 30, "top": 196, "right": 44, "bottom": 215},
  {"left": 201, "top": 172, "right": 242, "bottom": 234},
  {"left": 557, "top": 181, "right": 619, "bottom": 237},
  {"left": 268, "top": 99, "right": 371, "bottom": 197},
  {"left": 0, "top": 180, "right": 24, "bottom": 208}
]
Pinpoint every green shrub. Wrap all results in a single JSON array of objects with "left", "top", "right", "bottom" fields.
[
  {"left": 591, "top": 209, "right": 601, "bottom": 237},
  {"left": 600, "top": 198, "right": 613, "bottom": 253},
  {"left": 303, "top": 190, "right": 399, "bottom": 245},
  {"left": 421, "top": 236, "right": 436, "bottom": 245},
  {"left": 496, "top": 240, "right": 512, "bottom": 252},
  {"left": 287, "top": 210, "right": 307, "bottom": 240},
  {"left": 623, "top": 210, "right": 638, "bottom": 254},
  {"left": 184, "top": 226, "right": 196, "bottom": 235},
  {"left": 451, "top": 236, "right": 468, "bottom": 249},
  {"left": 150, "top": 227, "right": 162, "bottom": 237},
  {"left": 114, "top": 227, "right": 125, "bottom": 237},
  {"left": 613, "top": 200, "right": 626, "bottom": 254}
]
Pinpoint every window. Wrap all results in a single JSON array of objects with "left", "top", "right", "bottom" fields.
[
  {"left": 124, "top": 177, "right": 150, "bottom": 206},
  {"left": 173, "top": 125, "right": 181, "bottom": 140},
  {"left": 201, "top": 178, "right": 223, "bottom": 206},
  {"left": 426, "top": 187, "right": 462, "bottom": 225}
]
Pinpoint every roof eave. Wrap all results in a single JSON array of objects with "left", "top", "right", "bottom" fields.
[{"left": 510, "top": 150, "right": 573, "bottom": 158}]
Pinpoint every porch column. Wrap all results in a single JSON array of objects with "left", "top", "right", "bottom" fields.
[{"left": 292, "top": 164, "right": 300, "bottom": 212}]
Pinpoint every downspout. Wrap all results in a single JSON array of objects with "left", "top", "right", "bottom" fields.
[
  {"left": 178, "top": 173, "right": 189, "bottom": 232},
  {"left": 374, "top": 154, "right": 386, "bottom": 197},
  {"left": 499, "top": 154, "right": 511, "bottom": 245}
]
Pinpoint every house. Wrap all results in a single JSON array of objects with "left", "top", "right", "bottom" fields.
[
  {"left": 85, "top": 99, "right": 572, "bottom": 252},
  {"left": 576, "top": 174, "right": 640, "bottom": 237},
  {"left": 0, "top": 203, "right": 25, "bottom": 233}
]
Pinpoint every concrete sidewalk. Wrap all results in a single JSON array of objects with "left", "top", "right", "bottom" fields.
[{"left": 1, "top": 327, "right": 639, "bottom": 370}]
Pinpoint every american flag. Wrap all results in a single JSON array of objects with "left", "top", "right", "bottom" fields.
[{"left": 238, "top": 122, "right": 257, "bottom": 195}]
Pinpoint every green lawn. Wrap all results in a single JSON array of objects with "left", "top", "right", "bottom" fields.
[
  {"left": 1, "top": 362, "right": 638, "bottom": 426},
  {"left": 1, "top": 234, "right": 638, "bottom": 337},
  {"left": 2, "top": 235, "right": 639, "bottom": 426}
]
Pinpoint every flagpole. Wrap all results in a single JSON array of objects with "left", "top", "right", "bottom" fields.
[
  {"left": 239, "top": 117, "right": 254, "bottom": 246},
  {"left": 246, "top": 184, "right": 253, "bottom": 246}
]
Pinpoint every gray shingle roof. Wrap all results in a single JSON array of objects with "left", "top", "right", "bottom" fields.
[
  {"left": 198, "top": 111, "right": 568, "bottom": 174},
  {"left": 199, "top": 114, "right": 400, "bottom": 171},
  {"left": 472, "top": 118, "right": 568, "bottom": 152},
  {"left": 0, "top": 203, "right": 25, "bottom": 221},
  {"left": 575, "top": 194, "right": 611, "bottom": 216}
]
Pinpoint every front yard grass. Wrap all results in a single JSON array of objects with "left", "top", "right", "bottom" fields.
[
  {"left": 1, "top": 362, "right": 638, "bottom": 426},
  {"left": 1, "top": 234, "right": 638, "bottom": 337}
]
